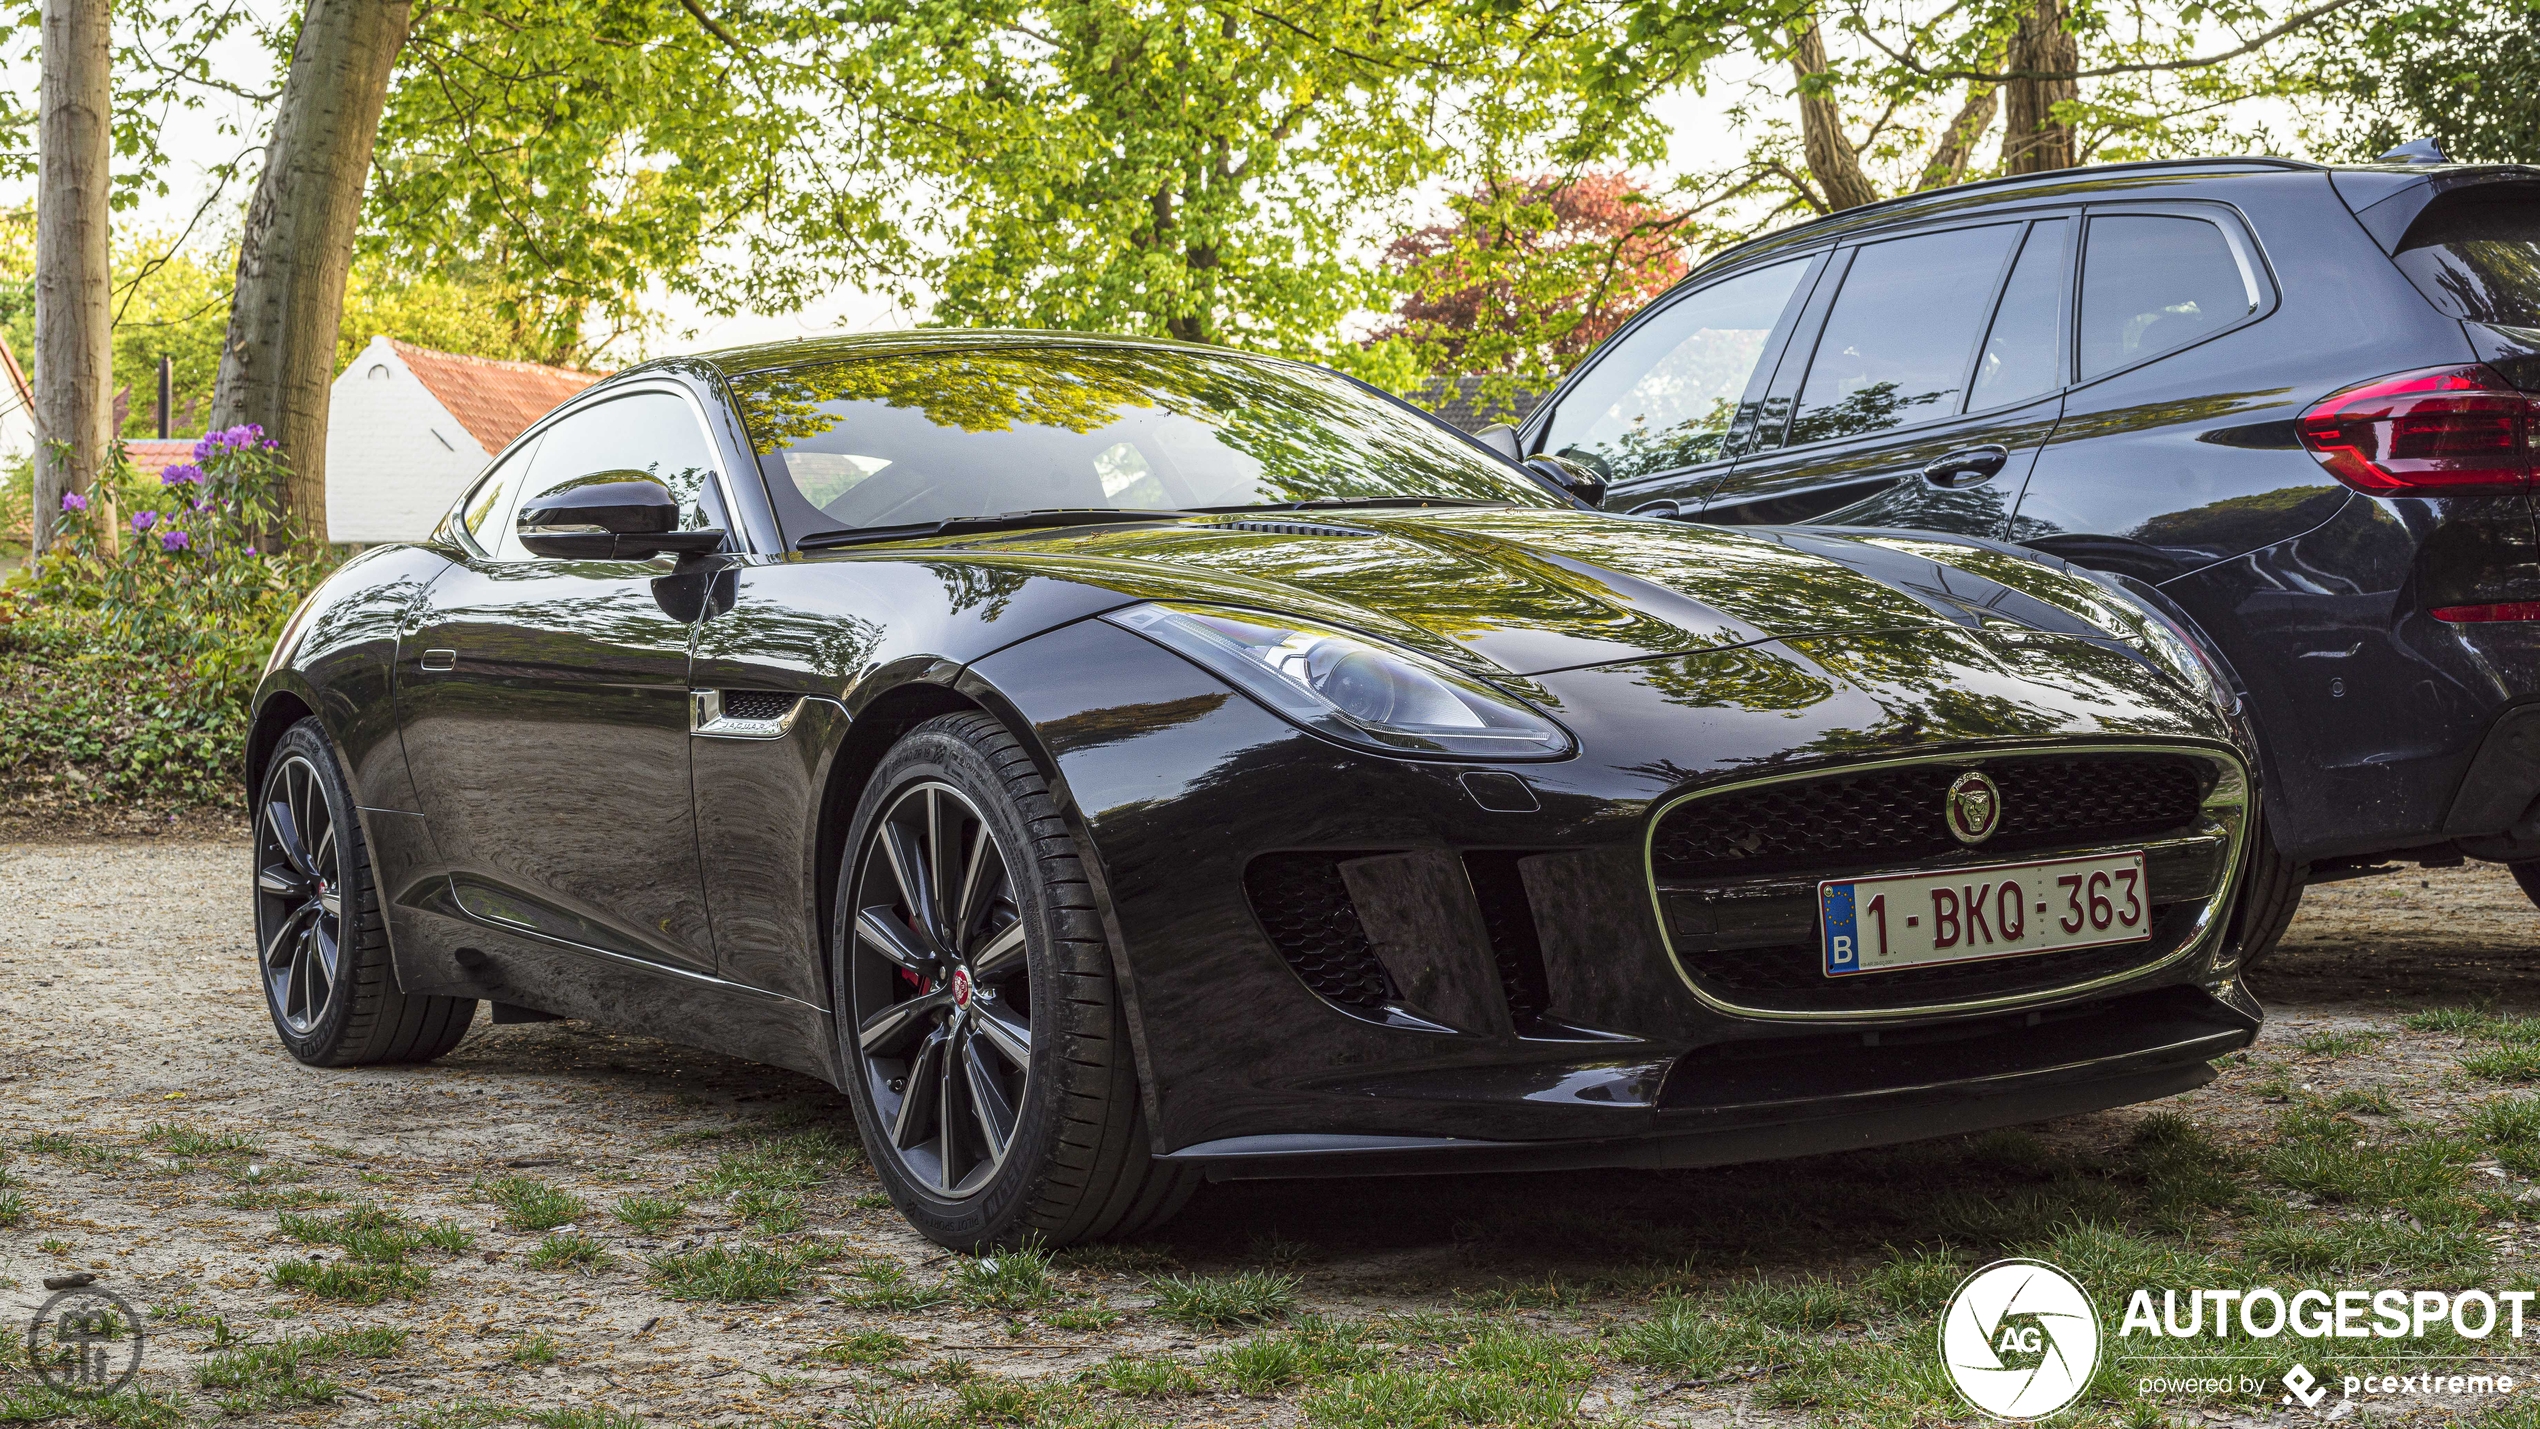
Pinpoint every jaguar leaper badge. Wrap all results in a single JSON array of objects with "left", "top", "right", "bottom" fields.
[{"left": 1945, "top": 770, "right": 2002, "bottom": 845}]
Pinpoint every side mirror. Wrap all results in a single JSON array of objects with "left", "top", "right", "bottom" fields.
[
  {"left": 1473, "top": 424, "right": 1524, "bottom": 462},
  {"left": 1523, "top": 453, "right": 1609, "bottom": 509},
  {"left": 517, "top": 471, "right": 726, "bottom": 560}
]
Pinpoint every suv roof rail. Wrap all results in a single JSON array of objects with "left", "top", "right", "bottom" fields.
[{"left": 1693, "top": 155, "right": 2328, "bottom": 276}]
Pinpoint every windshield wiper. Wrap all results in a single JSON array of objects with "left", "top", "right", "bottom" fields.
[
  {"left": 796, "top": 509, "right": 1202, "bottom": 550},
  {"left": 1193, "top": 497, "right": 1508, "bottom": 514}
]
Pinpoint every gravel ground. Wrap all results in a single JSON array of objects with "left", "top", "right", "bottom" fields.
[{"left": 2, "top": 839, "right": 2537, "bottom": 1427}]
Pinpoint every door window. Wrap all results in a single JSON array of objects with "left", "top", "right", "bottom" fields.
[
  {"left": 2078, "top": 215, "right": 2258, "bottom": 380},
  {"left": 453, "top": 435, "right": 541, "bottom": 550},
  {"left": 1540, "top": 256, "right": 1811, "bottom": 482},
  {"left": 1970, "top": 220, "right": 2071, "bottom": 409},
  {"left": 494, "top": 393, "right": 729, "bottom": 559},
  {"left": 1789, "top": 223, "right": 2022, "bottom": 446}
]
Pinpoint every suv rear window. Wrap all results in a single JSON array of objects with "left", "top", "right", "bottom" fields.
[{"left": 2394, "top": 186, "right": 2540, "bottom": 328}]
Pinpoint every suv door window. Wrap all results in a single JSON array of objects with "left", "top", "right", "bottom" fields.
[
  {"left": 1789, "top": 223, "right": 2022, "bottom": 445},
  {"left": 494, "top": 392, "right": 728, "bottom": 559},
  {"left": 1539, "top": 256, "right": 1811, "bottom": 482},
  {"left": 2078, "top": 214, "right": 2258, "bottom": 380},
  {"left": 1971, "top": 219, "right": 2071, "bottom": 409}
]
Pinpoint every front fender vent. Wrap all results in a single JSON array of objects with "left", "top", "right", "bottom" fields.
[{"left": 1244, "top": 851, "right": 1394, "bottom": 1012}]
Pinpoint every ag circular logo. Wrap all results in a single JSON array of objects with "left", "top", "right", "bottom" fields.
[{"left": 1940, "top": 1258, "right": 2100, "bottom": 1419}]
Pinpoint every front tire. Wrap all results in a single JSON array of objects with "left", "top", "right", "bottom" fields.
[
  {"left": 254, "top": 718, "right": 477, "bottom": 1065},
  {"left": 2229, "top": 814, "right": 2305, "bottom": 971},
  {"left": 832, "top": 712, "right": 1193, "bottom": 1249}
]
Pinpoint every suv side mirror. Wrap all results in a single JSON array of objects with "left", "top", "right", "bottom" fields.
[
  {"left": 1523, "top": 453, "right": 1609, "bottom": 508},
  {"left": 517, "top": 472, "right": 727, "bottom": 560}
]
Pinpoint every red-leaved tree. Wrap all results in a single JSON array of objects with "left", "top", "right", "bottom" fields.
[{"left": 1375, "top": 173, "right": 1691, "bottom": 396}]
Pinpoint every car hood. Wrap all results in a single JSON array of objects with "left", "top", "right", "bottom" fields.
[{"left": 911, "top": 508, "right": 2174, "bottom": 679}]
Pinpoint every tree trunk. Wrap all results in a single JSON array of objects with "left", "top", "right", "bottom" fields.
[
  {"left": 33, "top": 0, "right": 115, "bottom": 559},
  {"left": 211, "top": 0, "right": 413, "bottom": 550},
  {"left": 2001, "top": 0, "right": 2079, "bottom": 174},
  {"left": 1918, "top": 76, "right": 2000, "bottom": 190},
  {"left": 1788, "top": 19, "right": 1881, "bottom": 212}
]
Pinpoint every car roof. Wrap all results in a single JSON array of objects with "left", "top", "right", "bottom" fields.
[
  {"left": 684, "top": 327, "right": 1236, "bottom": 382},
  {"left": 1687, "top": 156, "right": 2335, "bottom": 277}
]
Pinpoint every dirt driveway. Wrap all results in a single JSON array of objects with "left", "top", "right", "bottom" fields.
[{"left": 5, "top": 839, "right": 2540, "bottom": 1429}]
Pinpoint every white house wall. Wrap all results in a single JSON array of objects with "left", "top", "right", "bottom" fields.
[{"left": 324, "top": 338, "right": 492, "bottom": 544}]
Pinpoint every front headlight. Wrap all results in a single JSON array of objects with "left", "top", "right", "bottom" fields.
[{"left": 1102, "top": 602, "right": 1573, "bottom": 759}]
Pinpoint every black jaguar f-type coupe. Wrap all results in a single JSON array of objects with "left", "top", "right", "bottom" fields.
[{"left": 250, "top": 332, "right": 2264, "bottom": 1247}]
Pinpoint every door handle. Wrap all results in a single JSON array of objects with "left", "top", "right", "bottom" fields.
[
  {"left": 418, "top": 649, "right": 457, "bottom": 672},
  {"left": 1921, "top": 445, "right": 2010, "bottom": 487}
]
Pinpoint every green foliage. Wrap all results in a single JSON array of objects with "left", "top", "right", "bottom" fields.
[
  {"left": 610, "top": 1193, "right": 685, "bottom": 1233},
  {"left": 646, "top": 1241, "right": 836, "bottom": 1302},
  {"left": 197, "top": 1326, "right": 406, "bottom": 1411},
  {"left": 953, "top": 1245, "right": 1058, "bottom": 1311},
  {"left": 1, "top": 433, "right": 326, "bottom": 811},
  {"left": 271, "top": 1258, "right": 432, "bottom": 1303},
  {"left": 1092, "top": 1354, "right": 1202, "bottom": 1397},
  {"left": 1148, "top": 1271, "right": 1300, "bottom": 1330},
  {"left": 2341, "top": 0, "right": 2540, "bottom": 163},
  {"left": 527, "top": 1232, "right": 612, "bottom": 1271},
  {"left": 482, "top": 1176, "right": 589, "bottom": 1232},
  {"left": 813, "top": 1329, "right": 910, "bottom": 1365}
]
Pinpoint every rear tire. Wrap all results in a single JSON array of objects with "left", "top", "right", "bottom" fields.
[
  {"left": 254, "top": 718, "right": 477, "bottom": 1066},
  {"left": 832, "top": 711, "right": 1194, "bottom": 1249},
  {"left": 2508, "top": 861, "right": 2540, "bottom": 909},
  {"left": 2228, "top": 814, "right": 2305, "bottom": 971}
]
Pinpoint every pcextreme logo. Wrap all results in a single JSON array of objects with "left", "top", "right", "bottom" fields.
[{"left": 1941, "top": 1259, "right": 2103, "bottom": 1420}]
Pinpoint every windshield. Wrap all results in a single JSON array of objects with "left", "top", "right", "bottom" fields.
[
  {"left": 724, "top": 345, "right": 1562, "bottom": 544},
  {"left": 2393, "top": 186, "right": 2540, "bottom": 327}
]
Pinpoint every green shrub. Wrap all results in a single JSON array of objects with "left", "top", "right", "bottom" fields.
[{"left": 1, "top": 432, "right": 328, "bottom": 810}]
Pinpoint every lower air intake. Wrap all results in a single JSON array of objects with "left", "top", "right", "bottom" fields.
[{"left": 1244, "top": 852, "right": 1393, "bottom": 1012}]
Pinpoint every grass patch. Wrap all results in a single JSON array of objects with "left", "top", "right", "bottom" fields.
[
  {"left": 1300, "top": 1362, "right": 1581, "bottom": 1428},
  {"left": 646, "top": 1241, "right": 834, "bottom": 1302},
  {"left": 1092, "top": 1354, "right": 1202, "bottom": 1397},
  {"left": 1055, "top": 1243, "right": 1179, "bottom": 1276},
  {"left": 2296, "top": 1028, "right": 2389, "bottom": 1058},
  {"left": 2405, "top": 1004, "right": 2504, "bottom": 1035},
  {"left": 2263, "top": 1109, "right": 2475, "bottom": 1206},
  {"left": 218, "top": 1186, "right": 341, "bottom": 1211},
  {"left": 523, "top": 1409, "right": 647, "bottom": 1429},
  {"left": 837, "top": 1260, "right": 950, "bottom": 1311},
  {"left": 2466, "top": 1043, "right": 2540, "bottom": 1081},
  {"left": 278, "top": 1202, "right": 473, "bottom": 1261},
  {"left": 1720, "top": 1274, "right": 1865, "bottom": 1330},
  {"left": 196, "top": 1325, "right": 405, "bottom": 1411},
  {"left": 271, "top": 1259, "right": 431, "bottom": 1303},
  {"left": 1207, "top": 1319, "right": 1388, "bottom": 1394},
  {"left": 1865, "top": 1246, "right": 1967, "bottom": 1319},
  {"left": 695, "top": 1129, "right": 855, "bottom": 1198},
  {"left": 0, "top": 1386, "right": 189, "bottom": 1427},
  {"left": 731, "top": 1186, "right": 804, "bottom": 1234},
  {"left": 611, "top": 1193, "right": 685, "bottom": 1233},
  {"left": 527, "top": 1232, "right": 611, "bottom": 1271},
  {"left": 2241, "top": 1213, "right": 2495, "bottom": 1282},
  {"left": 813, "top": 1329, "right": 910, "bottom": 1366},
  {"left": 0, "top": 1188, "right": 24, "bottom": 1229},
  {"left": 510, "top": 1332, "right": 561, "bottom": 1366},
  {"left": 482, "top": 1176, "right": 589, "bottom": 1232},
  {"left": 1149, "top": 1271, "right": 1298, "bottom": 1330},
  {"left": 144, "top": 1122, "right": 261, "bottom": 1159},
  {"left": 1044, "top": 1306, "right": 1121, "bottom": 1331},
  {"left": 955, "top": 1244, "right": 1058, "bottom": 1311},
  {"left": 2472, "top": 1096, "right": 2540, "bottom": 1175}
]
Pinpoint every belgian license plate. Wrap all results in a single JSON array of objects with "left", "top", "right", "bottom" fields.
[{"left": 1818, "top": 851, "right": 2149, "bottom": 978}]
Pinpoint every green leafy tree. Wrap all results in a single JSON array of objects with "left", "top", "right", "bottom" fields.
[{"left": 2341, "top": 0, "right": 2540, "bottom": 162}]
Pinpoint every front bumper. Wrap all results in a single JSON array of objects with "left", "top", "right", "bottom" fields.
[{"left": 1164, "top": 984, "right": 2256, "bottom": 1179}]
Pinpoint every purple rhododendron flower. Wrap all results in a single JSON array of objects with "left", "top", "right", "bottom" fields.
[
  {"left": 160, "top": 463, "right": 202, "bottom": 486},
  {"left": 131, "top": 510, "right": 157, "bottom": 533},
  {"left": 160, "top": 530, "right": 191, "bottom": 552},
  {"left": 60, "top": 492, "right": 87, "bottom": 513}
]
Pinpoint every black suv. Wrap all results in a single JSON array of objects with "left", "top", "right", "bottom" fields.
[{"left": 1497, "top": 157, "right": 2540, "bottom": 955}]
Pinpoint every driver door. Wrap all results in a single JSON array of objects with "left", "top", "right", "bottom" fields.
[{"left": 398, "top": 389, "right": 733, "bottom": 975}]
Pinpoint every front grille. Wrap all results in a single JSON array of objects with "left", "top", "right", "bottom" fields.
[
  {"left": 1652, "top": 754, "right": 2206, "bottom": 882},
  {"left": 1674, "top": 903, "right": 2196, "bottom": 1013},
  {"left": 719, "top": 690, "right": 798, "bottom": 722},
  {"left": 1244, "top": 852, "right": 1392, "bottom": 1012}
]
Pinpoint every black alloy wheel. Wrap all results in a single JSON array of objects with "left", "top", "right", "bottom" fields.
[
  {"left": 847, "top": 779, "right": 1034, "bottom": 1197},
  {"left": 256, "top": 750, "right": 345, "bottom": 1036},
  {"left": 833, "top": 712, "right": 1195, "bottom": 1248},
  {"left": 252, "top": 718, "right": 477, "bottom": 1066}
]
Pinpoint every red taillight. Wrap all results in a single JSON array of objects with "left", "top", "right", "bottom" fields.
[
  {"left": 2432, "top": 602, "right": 2540, "bottom": 622},
  {"left": 2296, "top": 364, "right": 2537, "bottom": 493}
]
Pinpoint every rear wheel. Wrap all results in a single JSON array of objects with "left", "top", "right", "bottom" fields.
[
  {"left": 2228, "top": 814, "right": 2305, "bottom": 971},
  {"left": 2508, "top": 861, "right": 2540, "bottom": 910},
  {"left": 833, "top": 712, "right": 1194, "bottom": 1248},
  {"left": 255, "top": 719, "right": 477, "bottom": 1065}
]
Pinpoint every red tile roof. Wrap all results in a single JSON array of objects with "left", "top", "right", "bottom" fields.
[
  {"left": 387, "top": 339, "right": 601, "bottom": 455},
  {"left": 125, "top": 438, "right": 197, "bottom": 478}
]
